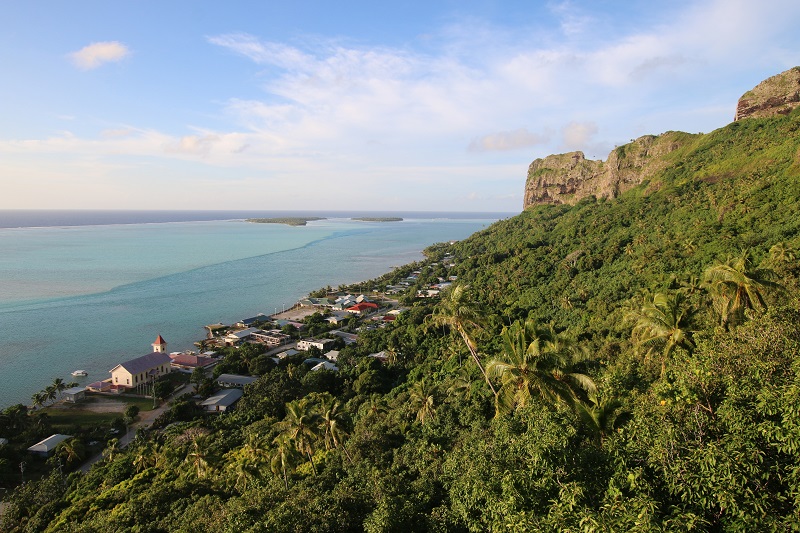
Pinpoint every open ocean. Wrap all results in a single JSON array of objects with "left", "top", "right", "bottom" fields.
[{"left": 0, "top": 210, "right": 512, "bottom": 408}]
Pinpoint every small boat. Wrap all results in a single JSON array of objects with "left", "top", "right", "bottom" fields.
[{"left": 71, "top": 370, "right": 88, "bottom": 377}]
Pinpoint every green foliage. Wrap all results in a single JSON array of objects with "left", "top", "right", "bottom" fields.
[{"left": 4, "top": 109, "right": 800, "bottom": 530}]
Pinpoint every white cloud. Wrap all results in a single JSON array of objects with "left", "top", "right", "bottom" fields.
[
  {"left": 561, "top": 122, "right": 598, "bottom": 151},
  {"left": 468, "top": 128, "right": 551, "bottom": 152},
  {"left": 69, "top": 41, "right": 130, "bottom": 70}
]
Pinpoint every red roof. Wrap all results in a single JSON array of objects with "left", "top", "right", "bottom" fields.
[
  {"left": 347, "top": 302, "right": 379, "bottom": 312},
  {"left": 154, "top": 335, "right": 167, "bottom": 345},
  {"left": 170, "top": 354, "right": 214, "bottom": 368}
]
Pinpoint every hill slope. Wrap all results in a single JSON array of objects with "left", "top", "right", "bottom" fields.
[{"left": 2, "top": 73, "right": 800, "bottom": 533}]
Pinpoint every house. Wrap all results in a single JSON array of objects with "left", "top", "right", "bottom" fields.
[
  {"left": 324, "top": 350, "right": 340, "bottom": 361},
  {"left": 216, "top": 374, "right": 258, "bottom": 388},
  {"left": 224, "top": 327, "right": 260, "bottom": 345},
  {"left": 346, "top": 302, "right": 379, "bottom": 314},
  {"left": 325, "top": 312, "right": 351, "bottom": 325},
  {"left": 274, "top": 320, "right": 306, "bottom": 330},
  {"left": 276, "top": 348, "right": 300, "bottom": 360},
  {"left": 252, "top": 329, "right": 291, "bottom": 347},
  {"left": 297, "top": 338, "right": 335, "bottom": 351},
  {"left": 369, "top": 351, "right": 390, "bottom": 363},
  {"left": 200, "top": 388, "right": 243, "bottom": 412},
  {"left": 237, "top": 314, "right": 268, "bottom": 328},
  {"left": 87, "top": 380, "right": 112, "bottom": 393},
  {"left": 110, "top": 352, "right": 172, "bottom": 389},
  {"left": 63, "top": 386, "right": 86, "bottom": 403},
  {"left": 170, "top": 353, "right": 215, "bottom": 372},
  {"left": 27, "top": 434, "right": 72, "bottom": 457},
  {"left": 311, "top": 361, "right": 339, "bottom": 372},
  {"left": 330, "top": 330, "right": 358, "bottom": 345}
]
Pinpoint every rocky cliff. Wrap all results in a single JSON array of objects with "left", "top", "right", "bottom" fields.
[
  {"left": 523, "top": 133, "right": 689, "bottom": 207},
  {"left": 523, "top": 66, "right": 800, "bottom": 209},
  {"left": 735, "top": 66, "right": 800, "bottom": 121}
]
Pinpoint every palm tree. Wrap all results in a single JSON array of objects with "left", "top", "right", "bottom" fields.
[
  {"left": 271, "top": 433, "right": 300, "bottom": 490},
  {"left": 409, "top": 379, "right": 437, "bottom": 425},
  {"left": 573, "top": 393, "right": 627, "bottom": 446},
  {"left": 769, "top": 242, "right": 796, "bottom": 264},
  {"left": 280, "top": 399, "right": 322, "bottom": 476},
  {"left": 626, "top": 292, "right": 695, "bottom": 375},
  {"left": 185, "top": 437, "right": 209, "bottom": 479},
  {"left": 703, "top": 250, "right": 782, "bottom": 327},
  {"left": 31, "top": 391, "right": 47, "bottom": 410},
  {"left": 226, "top": 434, "right": 268, "bottom": 492},
  {"left": 56, "top": 437, "right": 85, "bottom": 467},
  {"left": 45, "top": 384, "right": 57, "bottom": 405},
  {"left": 427, "top": 284, "right": 496, "bottom": 395},
  {"left": 103, "top": 438, "right": 120, "bottom": 463},
  {"left": 318, "top": 394, "right": 353, "bottom": 463},
  {"left": 51, "top": 378, "right": 66, "bottom": 400},
  {"left": 487, "top": 319, "right": 595, "bottom": 416}
]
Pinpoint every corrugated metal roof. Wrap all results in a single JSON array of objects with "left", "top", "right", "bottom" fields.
[
  {"left": 112, "top": 352, "right": 172, "bottom": 375},
  {"left": 200, "top": 388, "right": 243, "bottom": 408}
]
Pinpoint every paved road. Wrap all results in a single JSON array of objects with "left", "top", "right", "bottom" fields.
[{"left": 79, "top": 384, "right": 189, "bottom": 473}]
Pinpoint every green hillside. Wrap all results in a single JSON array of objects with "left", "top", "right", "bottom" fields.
[{"left": 2, "top": 109, "right": 800, "bottom": 532}]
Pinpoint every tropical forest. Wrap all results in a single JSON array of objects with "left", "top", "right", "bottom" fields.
[{"left": 2, "top": 71, "right": 800, "bottom": 532}]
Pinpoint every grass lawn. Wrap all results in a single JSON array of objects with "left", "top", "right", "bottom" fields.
[{"left": 43, "top": 408, "right": 121, "bottom": 429}]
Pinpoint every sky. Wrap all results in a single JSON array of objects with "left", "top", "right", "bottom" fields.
[{"left": 1, "top": 1, "right": 799, "bottom": 212}]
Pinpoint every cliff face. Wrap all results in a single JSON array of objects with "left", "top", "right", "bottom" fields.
[
  {"left": 735, "top": 67, "right": 800, "bottom": 121},
  {"left": 523, "top": 133, "right": 687, "bottom": 207},
  {"left": 523, "top": 66, "right": 800, "bottom": 209}
]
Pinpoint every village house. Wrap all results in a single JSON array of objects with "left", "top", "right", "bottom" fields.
[
  {"left": 297, "top": 338, "right": 335, "bottom": 351},
  {"left": 346, "top": 301, "right": 379, "bottom": 314},
  {"left": 169, "top": 353, "right": 215, "bottom": 372},
  {"left": 224, "top": 327, "right": 260, "bottom": 346},
  {"left": 200, "top": 388, "right": 243, "bottom": 412},
  {"left": 63, "top": 386, "right": 86, "bottom": 403},
  {"left": 27, "top": 434, "right": 72, "bottom": 457},
  {"left": 216, "top": 374, "right": 258, "bottom": 388},
  {"left": 251, "top": 329, "right": 291, "bottom": 347}
]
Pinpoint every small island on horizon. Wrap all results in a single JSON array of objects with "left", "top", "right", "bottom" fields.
[
  {"left": 352, "top": 217, "right": 403, "bottom": 222},
  {"left": 245, "top": 217, "right": 326, "bottom": 226}
]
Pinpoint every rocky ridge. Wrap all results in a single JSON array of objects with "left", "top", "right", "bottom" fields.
[{"left": 523, "top": 66, "right": 800, "bottom": 209}]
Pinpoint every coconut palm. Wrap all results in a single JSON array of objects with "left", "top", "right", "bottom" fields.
[
  {"left": 271, "top": 433, "right": 301, "bottom": 490},
  {"left": 703, "top": 250, "right": 782, "bottom": 327},
  {"left": 573, "top": 393, "right": 627, "bottom": 446},
  {"left": 226, "top": 434, "right": 268, "bottom": 492},
  {"left": 427, "top": 284, "right": 496, "bottom": 395},
  {"left": 627, "top": 292, "right": 695, "bottom": 375},
  {"left": 185, "top": 437, "right": 209, "bottom": 479},
  {"left": 56, "top": 437, "right": 86, "bottom": 467},
  {"left": 280, "top": 399, "right": 322, "bottom": 476},
  {"left": 318, "top": 394, "right": 352, "bottom": 463},
  {"left": 409, "top": 379, "right": 437, "bottom": 425},
  {"left": 769, "top": 242, "right": 796, "bottom": 264},
  {"left": 31, "top": 391, "right": 47, "bottom": 410},
  {"left": 103, "top": 438, "right": 120, "bottom": 463},
  {"left": 51, "top": 378, "right": 67, "bottom": 400},
  {"left": 487, "top": 319, "right": 596, "bottom": 416}
]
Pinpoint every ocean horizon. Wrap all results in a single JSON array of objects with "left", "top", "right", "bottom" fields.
[{"left": 0, "top": 210, "right": 514, "bottom": 408}]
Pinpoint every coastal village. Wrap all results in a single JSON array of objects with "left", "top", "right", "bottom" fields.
[{"left": 13, "top": 255, "right": 459, "bottom": 466}]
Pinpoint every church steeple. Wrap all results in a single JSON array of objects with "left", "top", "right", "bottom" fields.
[{"left": 152, "top": 334, "right": 167, "bottom": 353}]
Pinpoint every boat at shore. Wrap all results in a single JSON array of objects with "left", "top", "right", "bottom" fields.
[{"left": 71, "top": 370, "right": 88, "bottom": 377}]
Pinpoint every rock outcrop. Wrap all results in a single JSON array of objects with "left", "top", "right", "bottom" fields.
[
  {"left": 735, "top": 66, "right": 800, "bottom": 121},
  {"left": 523, "top": 66, "right": 800, "bottom": 209},
  {"left": 523, "top": 133, "right": 688, "bottom": 208}
]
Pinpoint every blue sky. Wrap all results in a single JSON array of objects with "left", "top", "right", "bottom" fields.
[{"left": 1, "top": 1, "right": 799, "bottom": 212}]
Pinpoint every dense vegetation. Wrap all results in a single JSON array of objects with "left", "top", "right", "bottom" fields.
[
  {"left": 3, "top": 108, "right": 800, "bottom": 532},
  {"left": 245, "top": 217, "right": 326, "bottom": 226}
]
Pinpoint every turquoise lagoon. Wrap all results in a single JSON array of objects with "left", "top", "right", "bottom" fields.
[{"left": 0, "top": 213, "right": 507, "bottom": 407}]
